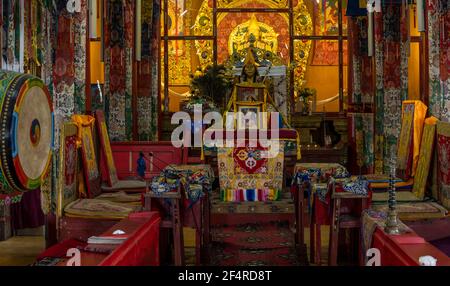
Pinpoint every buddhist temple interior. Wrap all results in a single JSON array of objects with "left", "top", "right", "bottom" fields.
[{"left": 0, "top": 0, "right": 450, "bottom": 268}]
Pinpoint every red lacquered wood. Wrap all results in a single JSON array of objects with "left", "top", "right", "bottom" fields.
[
  {"left": 372, "top": 228, "right": 450, "bottom": 266},
  {"left": 58, "top": 217, "right": 118, "bottom": 242},
  {"left": 110, "top": 141, "right": 183, "bottom": 180},
  {"left": 53, "top": 212, "right": 161, "bottom": 266}
]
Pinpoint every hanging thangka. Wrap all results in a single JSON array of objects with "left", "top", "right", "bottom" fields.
[
  {"left": 150, "top": 0, "right": 160, "bottom": 140},
  {"left": 428, "top": 0, "right": 450, "bottom": 122},
  {"left": 124, "top": 0, "right": 134, "bottom": 140},
  {"left": 1, "top": 0, "right": 20, "bottom": 67},
  {"left": 349, "top": 16, "right": 374, "bottom": 105},
  {"left": 436, "top": 121, "right": 450, "bottom": 209},
  {"left": 374, "top": 3, "right": 409, "bottom": 174},
  {"left": 53, "top": 11, "right": 75, "bottom": 150},
  {"left": 73, "top": 0, "right": 88, "bottom": 114},
  {"left": 137, "top": 0, "right": 154, "bottom": 141},
  {"left": 374, "top": 8, "right": 384, "bottom": 174},
  {"left": 40, "top": 3, "right": 55, "bottom": 89},
  {"left": 105, "top": 0, "right": 126, "bottom": 141},
  {"left": 349, "top": 113, "right": 374, "bottom": 173}
]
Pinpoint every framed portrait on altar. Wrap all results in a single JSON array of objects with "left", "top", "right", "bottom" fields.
[
  {"left": 236, "top": 85, "right": 266, "bottom": 102},
  {"left": 236, "top": 102, "right": 264, "bottom": 129}
]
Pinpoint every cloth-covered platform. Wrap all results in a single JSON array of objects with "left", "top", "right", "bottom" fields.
[
  {"left": 371, "top": 202, "right": 447, "bottom": 220},
  {"left": 95, "top": 191, "right": 141, "bottom": 204},
  {"left": 64, "top": 199, "right": 139, "bottom": 219}
]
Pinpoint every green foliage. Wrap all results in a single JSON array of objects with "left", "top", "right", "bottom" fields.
[
  {"left": 297, "top": 87, "right": 316, "bottom": 101},
  {"left": 189, "top": 64, "right": 233, "bottom": 109}
]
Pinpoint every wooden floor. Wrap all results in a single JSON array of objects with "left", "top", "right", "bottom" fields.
[
  {"left": 0, "top": 226, "right": 331, "bottom": 266},
  {"left": 0, "top": 235, "right": 45, "bottom": 266}
]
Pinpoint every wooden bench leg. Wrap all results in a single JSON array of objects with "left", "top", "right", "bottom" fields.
[
  {"left": 310, "top": 219, "right": 315, "bottom": 264},
  {"left": 316, "top": 223, "right": 321, "bottom": 266},
  {"left": 328, "top": 198, "right": 340, "bottom": 266},
  {"left": 172, "top": 199, "right": 185, "bottom": 266}
]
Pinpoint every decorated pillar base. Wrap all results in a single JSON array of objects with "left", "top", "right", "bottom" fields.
[{"left": 385, "top": 209, "right": 401, "bottom": 235}]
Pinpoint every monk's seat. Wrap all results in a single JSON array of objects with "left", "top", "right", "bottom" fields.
[
  {"left": 101, "top": 179, "right": 147, "bottom": 193},
  {"left": 371, "top": 202, "right": 448, "bottom": 221},
  {"left": 64, "top": 199, "right": 140, "bottom": 219},
  {"left": 95, "top": 191, "right": 142, "bottom": 205}
]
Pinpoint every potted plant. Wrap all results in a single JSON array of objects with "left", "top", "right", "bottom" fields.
[
  {"left": 185, "top": 64, "right": 233, "bottom": 114},
  {"left": 296, "top": 87, "right": 316, "bottom": 115}
]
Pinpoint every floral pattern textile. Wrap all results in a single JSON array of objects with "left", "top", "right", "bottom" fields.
[
  {"left": 105, "top": 0, "right": 134, "bottom": 141},
  {"left": 349, "top": 113, "right": 374, "bottom": 171},
  {"left": 332, "top": 176, "right": 369, "bottom": 196},
  {"left": 428, "top": 0, "right": 450, "bottom": 122},
  {"left": 437, "top": 121, "right": 450, "bottom": 209},
  {"left": 396, "top": 101, "right": 427, "bottom": 180},
  {"left": 370, "top": 4, "right": 409, "bottom": 174},
  {"left": 53, "top": 13, "right": 75, "bottom": 152},
  {"left": 349, "top": 17, "right": 374, "bottom": 105},
  {"left": 73, "top": 0, "right": 87, "bottom": 114},
  {"left": 151, "top": 164, "right": 215, "bottom": 204}
]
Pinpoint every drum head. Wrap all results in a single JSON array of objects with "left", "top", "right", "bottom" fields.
[{"left": 13, "top": 80, "right": 53, "bottom": 190}]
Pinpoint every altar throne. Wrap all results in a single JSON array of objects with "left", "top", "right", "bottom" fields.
[{"left": 206, "top": 47, "right": 306, "bottom": 265}]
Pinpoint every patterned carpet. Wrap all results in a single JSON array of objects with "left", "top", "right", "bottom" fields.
[{"left": 210, "top": 221, "right": 306, "bottom": 266}]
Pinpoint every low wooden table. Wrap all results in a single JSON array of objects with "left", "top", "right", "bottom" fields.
[
  {"left": 144, "top": 190, "right": 185, "bottom": 266},
  {"left": 144, "top": 164, "right": 214, "bottom": 266},
  {"left": 328, "top": 191, "right": 370, "bottom": 266},
  {"left": 293, "top": 163, "right": 350, "bottom": 265}
]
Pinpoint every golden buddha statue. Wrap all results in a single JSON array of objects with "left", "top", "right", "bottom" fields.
[
  {"left": 228, "top": 14, "right": 279, "bottom": 59},
  {"left": 235, "top": 47, "right": 267, "bottom": 103}
]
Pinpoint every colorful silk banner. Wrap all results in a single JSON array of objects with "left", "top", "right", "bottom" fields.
[
  {"left": 428, "top": 0, "right": 450, "bottom": 122},
  {"left": 412, "top": 117, "right": 438, "bottom": 200},
  {"left": 396, "top": 100, "right": 427, "bottom": 180},
  {"left": 436, "top": 121, "right": 450, "bottom": 209},
  {"left": 73, "top": 0, "right": 87, "bottom": 114},
  {"left": 373, "top": 3, "right": 409, "bottom": 174},
  {"left": 349, "top": 113, "right": 374, "bottom": 172},
  {"left": 105, "top": 0, "right": 134, "bottom": 141}
]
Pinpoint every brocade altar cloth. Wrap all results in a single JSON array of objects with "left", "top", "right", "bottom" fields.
[{"left": 396, "top": 100, "right": 427, "bottom": 180}]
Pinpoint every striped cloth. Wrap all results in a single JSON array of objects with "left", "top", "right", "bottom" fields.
[{"left": 220, "top": 189, "right": 280, "bottom": 202}]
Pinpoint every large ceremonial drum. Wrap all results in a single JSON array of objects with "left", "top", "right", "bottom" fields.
[{"left": 0, "top": 70, "right": 53, "bottom": 192}]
